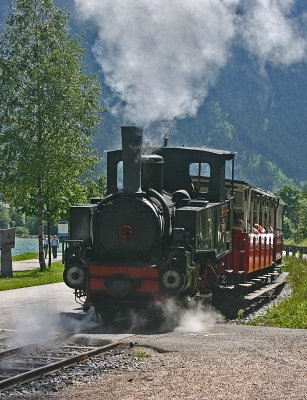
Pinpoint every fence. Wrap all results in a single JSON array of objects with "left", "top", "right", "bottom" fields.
[{"left": 283, "top": 245, "right": 307, "bottom": 259}]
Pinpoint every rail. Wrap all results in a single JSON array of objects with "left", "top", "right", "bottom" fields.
[{"left": 0, "top": 334, "right": 137, "bottom": 392}]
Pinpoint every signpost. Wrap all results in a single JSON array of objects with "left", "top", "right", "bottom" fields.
[
  {"left": 0, "top": 228, "right": 16, "bottom": 277},
  {"left": 58, "top": 221, "right": 69, "bottom": 264},
  {"left": 58, "top": 221, "right": 69, "bottom": 242}
]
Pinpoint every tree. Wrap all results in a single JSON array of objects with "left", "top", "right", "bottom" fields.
[
  {"left": 298, "top": 187, "right": 307, "bottom": 240},
  {"left": 84, "top": 176, "right": 107, "bottom": 200},
  {"left": 0, "top": 0, "right": 103, "bottom": 270},
  {"left": 0, "top": 204, "right": 11, "bottom": 229},
  {"left": 9, "top": 208, "right": 26, "bottom": 227},
  {"left": 278, "top": 185, "right": 301, "bottom": 240}
]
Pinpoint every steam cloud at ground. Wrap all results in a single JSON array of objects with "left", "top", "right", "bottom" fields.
[
  {"left": 151, "top": 299, "right": 224, "bottom": 333},
  {"left": 74, "top": 0, "right": 306, "bottom": 126},
  {"left": 7, "top": 305, "right": 99, "bottom": 348}
]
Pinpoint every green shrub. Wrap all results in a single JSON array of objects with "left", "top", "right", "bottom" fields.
[{"left": 15, "top": 226, "right": 29, "bottom": 235}]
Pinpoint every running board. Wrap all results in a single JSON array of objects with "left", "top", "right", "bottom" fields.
[{"left": 243, "top": 272, "right": 289, "bottom": 301}]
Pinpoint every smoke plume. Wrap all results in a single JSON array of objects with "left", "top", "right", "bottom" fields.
[{"left": 74, "top": 0, "right": 307, "bottom": 125}]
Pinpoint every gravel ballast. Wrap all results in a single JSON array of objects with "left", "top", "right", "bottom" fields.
[{"left": 2, "top": 323, "right": 306, "bottom": 400}]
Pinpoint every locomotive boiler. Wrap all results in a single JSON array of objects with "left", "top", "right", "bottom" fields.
[{"left": 63, "top": 126, "right": 287, "bottom": 320}]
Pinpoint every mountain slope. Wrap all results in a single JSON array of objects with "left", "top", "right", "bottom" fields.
[{"left": 1, "top": 0, "right": 306, "bottom": 191}]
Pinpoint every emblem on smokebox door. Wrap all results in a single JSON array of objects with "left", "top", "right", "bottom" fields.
[{"left": 119, "top": 224, "right": 134, "bottom": 243}]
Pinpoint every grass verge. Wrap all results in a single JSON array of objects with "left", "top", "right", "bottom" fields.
[
  {"left": 12, "top": 252, "right": 39, "bottom": 262},
  {"left": 0, "top": 262, "right": 63, "bottom": 291},
  {"left": 247, "top": 257, "right": 307, "bottom": 329}
]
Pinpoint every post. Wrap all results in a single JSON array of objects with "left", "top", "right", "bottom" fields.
[
  {"left": 48, "top": 221, "right": 52, "bottom": 267},
  {"left": 58, "top": 221, "right": 69, "bottom": 264},
  {"left": 0, "top": 228, "right": 16, "bottom": 277}
]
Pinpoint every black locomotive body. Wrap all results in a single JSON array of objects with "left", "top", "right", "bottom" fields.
[{"left": 63, "top": 126, "right": 286, "bottom": 319}]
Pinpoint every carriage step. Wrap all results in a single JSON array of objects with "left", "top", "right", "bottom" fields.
[
  {"left": 243, "top": 272, "right": 289, "bottom": 301},
  {"left": 268, "top": 272, "right": 279, "bottom": 276},
  {"left": 238, "top": 283, "right": 253, "bottom": 288}
]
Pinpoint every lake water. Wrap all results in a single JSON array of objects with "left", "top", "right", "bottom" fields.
[
  {"left": 12, "top": 237, "right": 62, "bottom": 256},
  {"left": 13, "top": 237, "right": 38, "bottom": 256}
]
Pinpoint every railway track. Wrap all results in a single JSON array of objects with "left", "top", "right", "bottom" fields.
[
  {"left": 0, "top": 275, "right": 291, "bottom": 395},
  {"left": 0, "top": 331, "right": 137, "bottom": 393}
]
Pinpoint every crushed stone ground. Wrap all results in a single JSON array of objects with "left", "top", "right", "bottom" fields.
[{"left": 2, "top": 323, "right": 306, "bottom": 400}]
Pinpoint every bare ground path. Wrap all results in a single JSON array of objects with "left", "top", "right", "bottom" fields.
[{"left": 12, "top": 253, "right": 62, "bottom": 272}]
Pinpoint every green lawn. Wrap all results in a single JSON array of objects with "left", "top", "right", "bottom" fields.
[
  {"left": 0, "top": 261, "right": 64, "bottom": 291},
  {"left": 12, "top": 252, "right": 38, "bottom": 261},
  {"left": 247, "top": 257, "right": 307, "bottom": 329}
]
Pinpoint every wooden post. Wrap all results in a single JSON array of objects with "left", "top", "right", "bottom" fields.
[{"left": 0, "top": 228, "right": 16, "bottom": 277}]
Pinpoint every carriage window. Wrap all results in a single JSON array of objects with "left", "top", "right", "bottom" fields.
[
  {"left": 189, "top": 163, "right": 211, "bottom": 192},
  {"left": 117, "top": 161, "right": 123, "bottom": 190}
]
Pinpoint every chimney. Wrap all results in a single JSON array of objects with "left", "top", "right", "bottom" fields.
[{"left": 121, "top": 126, "right": 143, "bottom": 193}]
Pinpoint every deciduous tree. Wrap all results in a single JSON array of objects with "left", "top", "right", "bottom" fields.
[
  {"left": 278, "top": 185, "right": 302, "bottom": 241},
  {"left": 0, "top": 0, "right": 103, "bottom": 270}
]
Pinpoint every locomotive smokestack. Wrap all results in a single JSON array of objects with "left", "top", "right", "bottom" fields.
[{"left": 121, "top": 126, "right": 143, "bottom": 193}]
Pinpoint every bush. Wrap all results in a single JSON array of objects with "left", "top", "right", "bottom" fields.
[{"left": 15, "top": 226, "right": 29, "bottom": 235}]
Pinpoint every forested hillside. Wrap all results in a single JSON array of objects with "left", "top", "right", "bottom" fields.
[
  {"left": 176, "top": 46, "right": 307, "bottom": 189},
  {"left": 1, "top": 0, "right": 306, "bottom": 191}
]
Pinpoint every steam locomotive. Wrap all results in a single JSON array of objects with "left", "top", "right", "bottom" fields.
[{"left": 63, "top": 126, "right": 287, "bottom": 320}]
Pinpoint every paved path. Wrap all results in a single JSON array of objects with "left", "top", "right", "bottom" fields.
[
  {"left": 12, "top": 253, "right": 63, "bottom": 272},
  {"left": 0, "top": 282, "right": 82, "bottom": 332}
]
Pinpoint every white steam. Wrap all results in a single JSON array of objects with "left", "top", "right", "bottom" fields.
[
  {"left": 239, "top": 0, "right": 307, "bottom": 65},
  {"left": 176, "top": 304, "right": 223, "bottom": 333},
  {"left": 74, "top": 0, "right": 307, "bottom": 124},
  {"left": 7, "top": 305, "right": 99, "bottom": 348},
  {"left": 156, "top": 298, "right": 224, "bottom": 333},
  {"left": 74, "top": 0, "right": 236, "bottom": 124}
]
